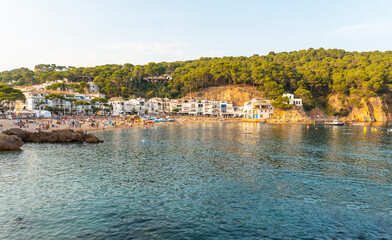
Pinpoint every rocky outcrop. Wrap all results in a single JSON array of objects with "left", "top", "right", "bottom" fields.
[
  {"left": 1, "top": 128, "right": 29, "bottom": 140},
  {"left": 328, "top": 94, "right": 390, "bottom": 122},
  {"left": 268, "top": 108, "right": 311, "bottom": 123},
  {"left": 185, "top": 85, "right": 264, "bottom": 106},
  {"left": 2, "top": 128, "right": 103, "bottom": 143},
  {"left": 345, "top": 97, "right": 388, "bottom": 122},
  {"left": 0, "top": 134, "right": 24, "bottom": 151}
]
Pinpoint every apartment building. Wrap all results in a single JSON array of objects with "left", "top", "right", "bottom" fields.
[{"left": 242, "top": 98, "right": 274, "bottom": 119}]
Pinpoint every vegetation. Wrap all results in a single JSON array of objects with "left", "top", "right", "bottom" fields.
[
  {"left": 2, "top": 48, "right": 392, "bottom": 112},
  {"left": 46, "top": 81, "right": 87, "bottom": 93},
  {"left": 272, "top": 96, "right": 292, "bottom": 110},
  {"left": 44, "top": 93, "right": 66, "bottom": 101},
  {"left": 90, "top": 97, "right": 108, "bottom": 104},
  {"left": 0, "top": 83, "right": 25, "bottom": 112}
]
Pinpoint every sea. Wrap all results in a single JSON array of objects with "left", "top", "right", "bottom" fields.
[{"left": 1, "top": 123, "right": 391, "bottom": 239}]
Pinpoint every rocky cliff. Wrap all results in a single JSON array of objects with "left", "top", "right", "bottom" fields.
[
  {"left": 185, "top": 85, "right": 263, "bottom": 106},
  {"left": 328, "top": 94, "right": 391, "bottom": 122},
  {"left": 268, "top": 108, "right": 311, "bottom": 123}
]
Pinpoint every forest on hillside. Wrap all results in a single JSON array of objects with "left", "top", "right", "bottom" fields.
[{"left": 1, "top": 48, "right": 392, "bottom": 113}]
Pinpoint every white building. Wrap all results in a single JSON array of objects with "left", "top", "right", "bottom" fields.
[
  {"left": 74, "top": 104, "right": 93, "bottom": 113},
  {"left": 108, "top": 97, "right": 127, "bottom": 116},
  {"left": 169, "top": 99, "right": 183, "bottom": 114},
  {"left": 203, "top": 101, "right": 215, "bottom": 116},
  {"left": 126, "top": 98, "right": 146, "bottom": 115},
  {"left": 282, "top": 93, "right": 302, "bottom": 107},
  {"left": 16, "top": 90, "right": 79, "bottom": 113},
  {"left": 145, "top": 98, "right": 162, "bottom": 115},
  {"left": 85, "top": 92, "right": 106, "bottom": 101},
  {"left": 105, "top": 96, "right": 272, "bottom": 119},
  {"left": 88, "top": 82, "right": 101, "bottom": 93},
  {"left": 181, "top": 98, "right": 197, "bottom": 115},
  {"left": 12, "top": 80, "right": 110, "bottom": 114},
  {"left": 16, "top": 90, "right": 49, "bottom": 112},
  {"left": 242, "top": 98, "right": 274, "bottom": 119},
  {"left": 166, "top": 98, "right": 236, "bottom": 116},
  {"left": 217, "top": 100, "right": 235, "bottom": 117}
]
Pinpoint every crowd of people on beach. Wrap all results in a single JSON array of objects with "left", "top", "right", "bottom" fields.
[
  {"left": 1, "top": 115, "right": 165, "bottom": 133},
  {"left": 0, "top": 114, "right": 239, "bottom": 134}
]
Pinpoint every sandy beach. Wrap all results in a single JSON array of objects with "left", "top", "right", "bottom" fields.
[{"left": 0, "top": 116, "right": 242, "bottom": 134}]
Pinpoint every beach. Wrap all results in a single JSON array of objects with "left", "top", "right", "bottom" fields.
[{"left": 0, "top": 116, "right": 242, "bottom": 134}]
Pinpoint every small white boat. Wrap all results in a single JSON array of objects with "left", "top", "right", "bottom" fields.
[{"left": 324, "top": 119, "right": 344, "bottom": 126}]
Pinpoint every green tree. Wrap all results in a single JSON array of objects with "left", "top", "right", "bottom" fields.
[
  {"left": 272, "top": 96, "right": 292, "bottom": 109},
  {"left": 0, "top": 83, "right": 25, "bottom": 111},
  {"left": 263, "top": 81, "right": 284, "bottom": 99}
]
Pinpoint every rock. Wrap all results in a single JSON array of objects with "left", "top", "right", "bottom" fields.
[
  {"left": 85, "top": 133, "right": 103, "bottom": 143},
  {"left": 268, "top": 108, "right": 311, "bottom": 123},
  {"left": 52, "top": 129, "right": 75, "bottom": 133},
  {"left": 328, "top": 94, "right": 390, "bottom": 122},
  {"left": 56, "top": 130, "right": 84, "bottom": 143},
  {"left": 185, "top": 85, "right": 263, "bottom": 107},
  {"left": 2, "top": 128, "right": 29, "bottom": 140},
  {"left": 346, "top": 97, "right": 388, "bottom": 122},
  {"left": 25, "top": 132, "right": 59, "bottom": 143},
  {"left": 2, "top": 128, "right": 103, "bottom": 144},
  {"left": 0, "top": 134, "right": 24, "bottom": 151}
]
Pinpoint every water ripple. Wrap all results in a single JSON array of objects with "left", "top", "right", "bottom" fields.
[{"left": 0, "top": 123, "right": 391, "bottom": 239}]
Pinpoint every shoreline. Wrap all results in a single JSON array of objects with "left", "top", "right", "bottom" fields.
[
  {"left": 1, "top": 116, "right": 390, "bottom": 134},
  {"left": 0, "top": 116, "right": 243, "bottom": 134}
]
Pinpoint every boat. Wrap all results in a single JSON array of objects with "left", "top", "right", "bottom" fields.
[
  {"left": 324, "top": 119, "right": 344, "bottom": 126},
  {"left": 351, "top": 121, "right": 364, "bottom": 126}
]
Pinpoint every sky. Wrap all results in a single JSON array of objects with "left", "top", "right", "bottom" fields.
[{"left": 1, "top": 0, "right": 392, "bottom": 71}]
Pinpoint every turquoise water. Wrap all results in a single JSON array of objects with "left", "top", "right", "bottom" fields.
[{"left": 0, "top": 123, "right": 391, "bottom": 239}]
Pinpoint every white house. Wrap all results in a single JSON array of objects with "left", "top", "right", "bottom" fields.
[
  {"left": 126, "top": 98, "right": 146, "bottom": 115},
  {"left": 85, "top": 92, "right": 106, "bottom": 101},
  {"left": 16, "top": 90, "right": 49, "bottom": 112},
  {"left": 169, "top": 99, "right": 183, "bottom": 113},
  {"left": 108, "top": 97, "right": 127, "bottom": 115},
  {"left": 88, "top": 82, "right": 101, "bottom": 93},
  {"left": 217, "top": 100, "right": 235, "bottom": 117},
  {"left": 242, "top": 98, "right": 274, "bottom": 119},
  {"left": 180, "top": 98, "right": 198, "bottom": 115},
  {"left": 282, "top": 93, "right": 302, "bottom": 107},
  {"left": 146, "top": 98, "right": 167, "bottom": 115}
]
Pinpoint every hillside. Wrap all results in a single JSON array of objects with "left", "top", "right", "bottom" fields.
[
  {"left": 185, "top": 85, "right": 263, "bottom": 106},
  {"left": 2, "top": 48, "right": 392, "bottom": 121}
]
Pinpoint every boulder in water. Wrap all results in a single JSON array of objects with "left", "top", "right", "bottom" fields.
[
  {"left": 0, "top": 134, "right": 24, "bottom": 151},
  {"left": 85, "top": 133, "right": 103, "bottom": 143}
]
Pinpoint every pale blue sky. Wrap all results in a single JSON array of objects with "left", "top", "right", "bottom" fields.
[{"left": 1, "top": 0, "right": 392, "bottom": 71}]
